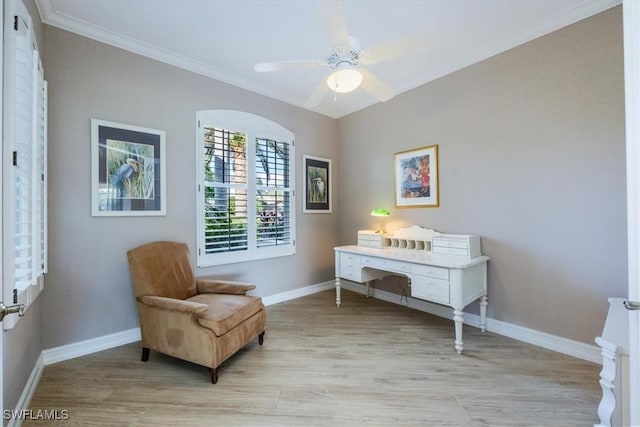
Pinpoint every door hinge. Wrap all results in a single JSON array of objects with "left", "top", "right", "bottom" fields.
[
  {"left": 14, "top": 16, "right": 19, "bottom": 31},
  {"left": 13, "top": 151, "right": 18, "bottom": 166}
]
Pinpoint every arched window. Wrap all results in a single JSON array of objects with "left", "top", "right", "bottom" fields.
[{"left": 196, "top": 110, "right": 295, "bottom": 266}]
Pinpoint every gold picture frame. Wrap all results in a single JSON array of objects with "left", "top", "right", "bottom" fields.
[{"left": 394, "top": 144, "right": 439, "bottom": 208}]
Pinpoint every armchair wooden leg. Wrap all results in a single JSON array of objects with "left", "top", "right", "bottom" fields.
[
  {"left": 210, "top": 367, "right": 218, "bottom": 384},
  {"left": 141, "top": 347, "right": 150, "bottom": 362},
  {"left": 258, "top": 331, "right": 265, "bottom": 345}
]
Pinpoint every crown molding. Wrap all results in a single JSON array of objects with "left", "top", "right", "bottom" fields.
[
  {"left": 35, "top": 0, "right": 620, "bottom": 119},
  {"left": 34, "top": 0, "right": 316, "bottom": 115}
]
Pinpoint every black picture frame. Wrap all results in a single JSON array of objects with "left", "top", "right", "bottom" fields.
[{"left": 303, "top": 154, "right": 332, "bottom": 213}]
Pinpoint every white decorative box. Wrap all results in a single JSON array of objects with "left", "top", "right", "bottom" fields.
[
  {"left": 431, "top": 234, "right": 482, "bottom": 258},
  {"left": 357, "top": 230, "right": 389, "bottom": 248}
]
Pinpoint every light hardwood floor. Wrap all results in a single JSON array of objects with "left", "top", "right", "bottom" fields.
[{"left": 25, "top": 290, "right": 601, "bottom": 426}]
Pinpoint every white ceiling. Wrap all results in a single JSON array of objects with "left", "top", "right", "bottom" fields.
[{"left": 36, "top": 0, "right": 620, "bottom": 119}]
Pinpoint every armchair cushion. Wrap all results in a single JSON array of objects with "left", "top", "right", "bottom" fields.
[{"left": 187, "top": 293, "right": 264, "bottom": 336}]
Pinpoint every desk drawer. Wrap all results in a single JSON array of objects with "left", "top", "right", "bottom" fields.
[
  {"left": 412, "top": 264, "right": 449, "bottom": 280},
  {"left": 362, "top": 256, "right": 411, "bottom": 274},
  {"left": 339, "top": 252, "right": 362, "bottom": 282},
  {"left": 432, "top": 246, "right": 469, "bottom": 257},
  {"left": 431, "top": 235, "right": 482, "bottom": 258},
  {"left": 411, "top": 275, "right": 450, "bottom": 305},
  {"left": 358, "top": 231, "right": 389, "bottom": 248}
]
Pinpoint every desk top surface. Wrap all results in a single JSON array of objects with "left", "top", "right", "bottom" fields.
[{"left": 335, "top": 245, "right": 489, "bottom": 269}]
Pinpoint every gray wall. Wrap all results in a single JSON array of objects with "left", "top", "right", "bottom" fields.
[
  {"left": 3, "top": 0, "right": 44, "bottom": 417},
  {"left": 40, "top": 26, "right": 339, "bottom": 349},
  {"left": 337, "top": 6, "right": 626, "bottom": 344}
]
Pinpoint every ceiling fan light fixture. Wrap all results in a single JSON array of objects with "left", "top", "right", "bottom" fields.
[{"left": 326, "top": 65, "right": 363, "bottom": 93}]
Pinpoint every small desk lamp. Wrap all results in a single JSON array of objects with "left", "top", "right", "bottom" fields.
[{"left": 370, "top": 208, "right": 390, "bottom": 234}]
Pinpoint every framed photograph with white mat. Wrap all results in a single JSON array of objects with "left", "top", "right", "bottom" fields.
[{"left": 91, "top": 119, "right": 166, "bottom": 216}]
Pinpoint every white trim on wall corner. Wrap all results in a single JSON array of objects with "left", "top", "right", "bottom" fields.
[{"left": 340, "top": 281, "right": 601, "bottom": 364}]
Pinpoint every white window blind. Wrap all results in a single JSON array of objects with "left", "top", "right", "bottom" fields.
[
  {"left": 2, "top": 0, "right": 47, "bottom": 329},
  {"left": 197, "top": 110, "right": 295, "bottom": 267}
]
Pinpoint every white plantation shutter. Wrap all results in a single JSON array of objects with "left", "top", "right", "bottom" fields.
[
  {"left": 255, "top": 138, "right": 292, "bottom": 248},
  {"left": 3, "top": 0, "right": 47, "bottom": 329},
  {"left": 33, "top": 58, "right": 47, "bottom": 277},
  {"left": 202, "top": 127, "right": 249, "bottom": 254},
  {"left": 197, "top": 110, "right": 295, "bottom": 267}
]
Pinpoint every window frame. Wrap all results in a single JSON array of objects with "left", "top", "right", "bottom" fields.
[{"left": 196, "top": 110, "right": 295, "bottom": 267}]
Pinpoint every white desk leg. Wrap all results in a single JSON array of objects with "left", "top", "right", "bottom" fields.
[
  {"left": 596, "top": 344, "right": 618, "bottom": 427},
  {"left": 480, "top": 295, "right": 488, "bottom": 332},
  {"left": 453, "top": 309, "right": 464, "bottom": 354},
  {"left": 335, "top": 277, "right": 341, "bottom": 307},
  {"left": 365, "top": 280, "right": 371, "bottom": 298}
]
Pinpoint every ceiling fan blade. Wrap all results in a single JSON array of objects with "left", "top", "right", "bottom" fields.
[
  {"left": 359, "top": 30, "right": 439, "bottom": 66},
  {"left": 254, "top": 60, "right": 326, "bottom": 72},
  {"left": 359, "top": 69, "right": 394, "bottom": 102},
  {"left": 320, "top": 0, "right": 350, "bottom": 48},
  {"left": 304, "top": 80, "right": 330, "bottom": 108}
]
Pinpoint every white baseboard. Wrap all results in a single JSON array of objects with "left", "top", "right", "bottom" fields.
[
  {"left": 39, "top": 280, "right": 601, "bottom": 366},
  {"left": 41, "top": 327, "right": 141, "bottom": 365},
  {"left": 7, "top": 354, "right": 45, "bottom": 427},
  {"left": 341, "top": 281, "right": 601, "bottom": 364},
  {"left": 14, "top": 279, "right": 598, "bottom": 424},
  {"left": 40, "top": 281, "right": 334, "bottom": 366},
  {"left": 261, "top": 280, "right": 335, "bottom": 306}
]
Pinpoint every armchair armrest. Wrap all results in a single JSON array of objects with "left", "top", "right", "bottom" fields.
[
  {"left": 196, "top": 278, "right": 256, "bottom": 295},
  {"left": 138, "top": 295, "right": 208, "bottom": 314}
]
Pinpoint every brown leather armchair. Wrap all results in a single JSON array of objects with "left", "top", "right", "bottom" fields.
[{"left": 127, "top": 241, "right": 266, "bottom": 383}]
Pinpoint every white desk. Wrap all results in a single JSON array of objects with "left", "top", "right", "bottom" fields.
[{"left": 334, "top": 245, "right": 489, "bottom": 354}]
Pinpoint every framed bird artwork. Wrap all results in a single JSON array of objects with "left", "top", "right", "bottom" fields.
[
  {"left": 91, "top": 119, "right": 166, "bottom": 216},
  {"left": 303, "top": 154, "right": 332, "bottom": 213}
]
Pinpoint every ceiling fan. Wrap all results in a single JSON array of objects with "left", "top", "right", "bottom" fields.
[{"left": 254, "top": 1, "right": 437, "bottom": 108}]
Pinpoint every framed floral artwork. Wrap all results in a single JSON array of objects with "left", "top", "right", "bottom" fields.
[{"left": 394, "top": 144, "right": 439, "bottom": 208}]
